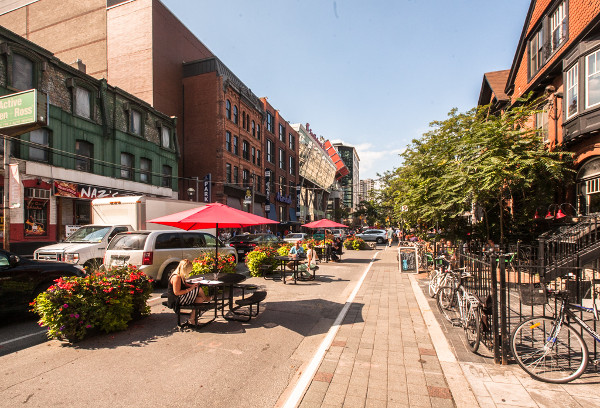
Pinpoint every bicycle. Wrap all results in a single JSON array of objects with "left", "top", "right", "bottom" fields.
[
  {"left": 510, "top": 285, "right": 600, "bottom": 383},
  {"left": 436, "top": 269, "right": 484, "bottom": 352},
  {"left": 428, "top": 255, "right": 454, "bottom": 298}
]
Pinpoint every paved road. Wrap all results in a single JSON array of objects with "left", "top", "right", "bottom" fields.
[{"left": 0, "top": 249, "right": 378, "bottom": 407}]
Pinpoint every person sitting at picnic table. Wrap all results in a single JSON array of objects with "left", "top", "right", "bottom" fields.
[
  {"left": 168, "top": 259, "right": 212, "bottom": 325},
  {"left": 330, "top": 237, "right": 342, "bottom": 262},
  {"left": 298, "top": 242, "right": 318, "bottom": 278},
  {"left": 287, "top": 240, "right": 305, "bottom": 269}
]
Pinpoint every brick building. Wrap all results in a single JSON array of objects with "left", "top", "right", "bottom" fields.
[
  {"left": 0, "top": 0, "right": 301, "bottom": 223},
  {"left": 0, "top": 25, "right": 178, "bottom": 254},
  {"left": 484, "top": 1, "right": 600, "bottom": 215}
]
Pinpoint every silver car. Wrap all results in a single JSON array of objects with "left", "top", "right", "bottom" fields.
[
  {"left": 283, "top": 233, "right": 308, "bottom": 243},
  {"left": 103, "top": 230, "right": 237, "bottom": 286},
  {"left": 355, "top": 229, "right": 387, "bottom": 244}
]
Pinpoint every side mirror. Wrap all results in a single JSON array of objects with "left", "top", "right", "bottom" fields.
[{"left": 9, "top": 255, "right": 19, "bottom": 266}]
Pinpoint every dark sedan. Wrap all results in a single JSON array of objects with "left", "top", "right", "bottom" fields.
[
  {"left": 0, "top": 249, "right": 86, "bottom": 315},
  {"left": 227, "top": 233, "right": 283, "bottom": 261}
]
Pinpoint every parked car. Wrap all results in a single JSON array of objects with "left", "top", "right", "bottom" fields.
[
  {"left": 330, "top": 229, "right": 348, "bottom": 241},
  {"left": 283, "top": 233, "right": 308, "bottom": 243},
  {"left": 0, "top": 249, "right": 86, "bottom": 315},
  {"left": 103, "top": 230, "right": 237, "bottom": 286},
  {"left": 355, "top": 229, "right": 387, "bottom": 244},
  {"left": 227, "top": 233, "right": 283, "bottom": 261}
]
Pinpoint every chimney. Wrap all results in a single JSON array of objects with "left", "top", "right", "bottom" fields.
[{"left": 71, "top": 59, "right": 86, "bottom": 74}]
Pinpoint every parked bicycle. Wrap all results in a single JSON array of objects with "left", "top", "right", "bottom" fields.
[
  {"left": 436, "top": 269, "right": 485, "bottom": 352},
  {"left": 510, "top": 285, "right": 600, "bottom": 383},
  {"left": 428, "top": 255, "right": 453, "bottom": 298}
]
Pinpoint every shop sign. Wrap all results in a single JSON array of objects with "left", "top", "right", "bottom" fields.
[
  {"left": 54, "top": 181, "right": 134, "bottom": 200},
  {"left": 243, "top": 188, "right": 252, "bottom": 205},
  {"left": 9, "top": 163, "right": 21, "bottom": 208},
  {"left": 276, "top": 192, "right": 292, "bottom": 204},
  {"left": 264, "top": 169, "right": 271, "bottom": 213},
  {"left": 0, "top": 89, "right": 37, "bottom": 129},
  {"left": 203, "top": 173, "right": 211, "bottom": 203}
]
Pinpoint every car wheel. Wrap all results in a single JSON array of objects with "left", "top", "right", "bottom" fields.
[
  {"left": 84, "top": 258, "right": 103, "bottom": 273},
  {"left": 376, "top": 237, "right": 384, "bottom": 244},
  {"left": 160, "top": 263, "right": 178, "bottom": 288}
]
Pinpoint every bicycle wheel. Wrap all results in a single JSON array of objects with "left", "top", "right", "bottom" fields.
[
  {"left": 464, "top": 306, "right": 481, "bottom": 353},
  {"left": 428, "top": 270, "right": 440, "bottom": 298},
  {"left": 511, "top": 317, "right": 588, "bottom": 383},
  {"left": 436, "top": 285, "right": 460, "bottom": 324}
]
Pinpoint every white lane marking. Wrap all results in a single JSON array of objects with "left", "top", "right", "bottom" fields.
[
  {"left": 282, "top": 251, "right": 380, "bottom": 408},
  {"left": 0, "top": 330, "right": 47, "bottom": 346}
]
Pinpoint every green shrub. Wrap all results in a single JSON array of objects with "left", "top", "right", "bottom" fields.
[
  {"left": 190, "top": 253, "right": 237, "bottom": 276},
  {"left": 245, "top": 246, "right": 279, "bottom": 277},
  {"left": 31, "top": 266, "right": 153, "bottom": 343}
]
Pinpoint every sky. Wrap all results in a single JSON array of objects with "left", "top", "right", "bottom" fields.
[{"left": 162, "top": 0, "right": 531, "bottom": 180}]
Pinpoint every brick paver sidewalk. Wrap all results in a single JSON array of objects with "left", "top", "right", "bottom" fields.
[{"left": 299, "top": 248, "right": 456, "bottom": 408}]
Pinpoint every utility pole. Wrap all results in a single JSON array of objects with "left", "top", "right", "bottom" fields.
[{"left": 3, "top": 135, "right": 10, "bottom": 251}]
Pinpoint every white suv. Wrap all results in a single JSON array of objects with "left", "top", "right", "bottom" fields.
[
  {"left": 330, "top": 229, "right": 347, "bottom": 241},
  {"left": 103, "top": 230, "right": 237, "bottom": 286}
]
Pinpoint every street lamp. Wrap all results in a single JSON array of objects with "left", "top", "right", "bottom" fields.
[{"left": 187, "top": 187, "right": 195, "bottom": 201}]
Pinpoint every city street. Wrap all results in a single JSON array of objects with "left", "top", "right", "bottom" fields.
[{"left": 0, "top": 249, "right": 376, "bottom": 407}]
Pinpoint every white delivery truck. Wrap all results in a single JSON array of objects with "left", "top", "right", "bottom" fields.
[{"left": 34, "top": 196, "right": 205, "bottom": 271}]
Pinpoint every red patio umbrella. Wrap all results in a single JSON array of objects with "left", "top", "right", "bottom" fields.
[
  {"left": 302, "top": 219, "right": 348, "bottom": 258},
  {"left": 148, "top": 202, "right": 279, "bottom": 276}
]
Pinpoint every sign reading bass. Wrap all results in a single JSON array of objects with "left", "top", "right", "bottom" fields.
[{"left": 54, "top": 181, "right": 133, "bottom": 200}]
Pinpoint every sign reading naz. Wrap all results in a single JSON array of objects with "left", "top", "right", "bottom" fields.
[{"left": 0, "top": 89, "right": 37, "bottom": 129}]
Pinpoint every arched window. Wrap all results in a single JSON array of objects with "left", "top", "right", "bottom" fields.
[
  {"left": 256, "top": 124, "right": 261, "bottom": 140},
  {"left": 242, "top": 111, "right": 246, "bottom": 129},
  {"left": 233, "top": 105, "right": 238, "bottom": 124},
  {"left": 252, "top": 120, "right": 255, "bottom": 137},
  {"left": 226, "top": 100, "right": 231, "bottom": 120}
]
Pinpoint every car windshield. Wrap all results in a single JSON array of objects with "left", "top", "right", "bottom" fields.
[
  {"left": 229, "top": 234, "right": 258, "bottom": 243},
  {"left": 107, "top": 233, "right": 149, "bottom": 250},
  {"left": 65, "top": 226, "right": 111, "bottom": 243},
  {"left": 287, "top": 234, "right": 303, "bottom": 239}
]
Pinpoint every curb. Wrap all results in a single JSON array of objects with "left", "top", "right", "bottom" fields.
[{"left": 408, "top": 274, "right": 481, "bottom": 408}]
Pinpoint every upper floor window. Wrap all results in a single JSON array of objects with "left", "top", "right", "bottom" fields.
[
  {"left": 255, "top": 175, "right": 261, "bottom": 193},
  {"left": 140, "top": 158, "right": 151, "bottom": 183},
  {"left": 243, "top": 169, "right": 250, "bottom": 187},
  {"left": 233, "top": 166, "right": 239, "bottom": 184},
  {"left": 289, "top": 133, "right": 295, "bottom": 150},
  {"left": 289, "top": 156, "right": 295, "bottom": 175},
  {"left": 251, "top": 147, "right": 256, "bottom": 164},
  {"left": 242, "top": 140, "right": 249, "bottom": 160},
  {"left": 279, "top": 148, "right": 286, "bottom": 170},
  {"left": 29, "top": 128, "right": 49, "bottom": 162},
  {"left": 129, "top": 109, "right": 142, "bottom": 135},
  {"left": 242, "top": 111, "right": 246, "bottom": 129},
  {"left": 550, "top": 1, "right": 567, "bottom": 53},
  {"left": 75, "top": 140, "right": 93, "bottom": 172},
  {"left": 535, "top": 108, "right": 549, "bottom": 143},
  {"left": 587, "top": 50, "right": 600, "bottom": 109},
  {"left": 12, "top": 54, "right": 33, "bottom": 90},
  {"left": 279, "top": 124, "right": 286, "bottom": 143},
  {"left": 529, "top": 28, "right": 544, "bottom": 77},
  {"left": 257, "top": 149, "right": 261, "bottom": 166},
  {"left": 226, "top": 163, "right": 232, "bottom": 183},
  {"left": 246, "top": 114, "right": 250, "bottom": 131},
  {"left": 251, "top": 120, "right": 256, "bottom": 137},
  {"left": 256, "top": 124, "right": 261, "bottom": 140},
  {"left": 233, "top": 135, "right": 239, "bottom": 155},
  {"left": 226, "top": 100, "right": 231, "bottom": 120},
  {"left": 225, "top": 131, "right": 232, "bottom": 152},
  {"left": 74, "top": 87, "right": 91, "bottom": 119},
  {"left": 266, "top": 112, "right": 274, "bottom": 133},
  {"left": 162, "top": 165, "right": 172, "bottom": 188},
  {"left": 233, "top": 105, "right": 238, "bottom": 124},
  {"left": 120, "top": 153, "right": 134, "bottom": 180},
  {"left": 161, "top": 126, "right": 172, "bottom": 149},
  {"left": 266, "top": 139, "right": 274, "bottom": 164},
  {"left": 566, "top": 63, "right": 578, "bottom": 119}
]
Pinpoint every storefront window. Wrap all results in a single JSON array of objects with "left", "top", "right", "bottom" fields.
[{"left": 24, "top": 188, "right": 49, "bottom": 237}]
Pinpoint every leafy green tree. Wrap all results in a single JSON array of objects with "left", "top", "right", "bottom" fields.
[{"left": 379, "top": 96, "right": 573, "bottom": 243}]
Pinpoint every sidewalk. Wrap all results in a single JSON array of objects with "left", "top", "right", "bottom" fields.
[{"left": 296, "top": 247, "right": 600, "bottom": 408}]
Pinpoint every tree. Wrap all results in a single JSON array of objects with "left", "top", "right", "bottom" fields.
[{"left": 379, "top": 96, "right": 573, "bottom": 242}]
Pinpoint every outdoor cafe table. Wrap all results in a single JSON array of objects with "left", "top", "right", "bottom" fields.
[
  {"left": 187, "top": 272, "right": 248, "bottom": 321},
  {"left": 273, "top": 255, "right": 303, "bottom": 284},
  {"left": 315, "top": 245, "right": 330, "bottom": 263}
]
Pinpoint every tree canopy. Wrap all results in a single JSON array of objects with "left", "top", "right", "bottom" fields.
[{"left": 377, "top": 96, "right": 573, "bottom": 242}]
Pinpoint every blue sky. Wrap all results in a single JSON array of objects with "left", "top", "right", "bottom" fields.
[{"left": 162, "top": 0, "right": 530, "bottom": 179}]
